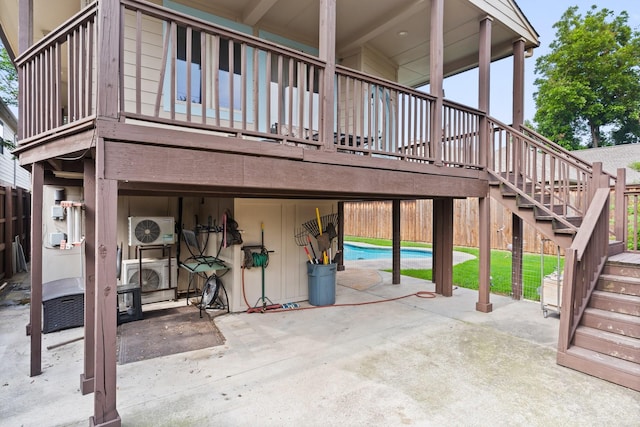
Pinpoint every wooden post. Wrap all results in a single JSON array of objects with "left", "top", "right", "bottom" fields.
[
  {"left": 477, "top": 196, "right": 492, "bottom": 312},
  {"left": 478, "top": 16, "right": 492, "bottom": 113},
  {"left": 91, "top": 139, "right": 120, "bottom": 427},
  {"left": 4, "top": 185, "right": 14, "bottom": 278},
  {"left": 29, "top": 162, "right": 43, "bottom": 377},
  {"left": 81, "top": 158, "right": 96, "bottom": 395},
  {"left": 476, "top": 16, "right": 493, "bottom": 313},
  {"left": 433, "top": 198, "right": 453, "bottom": 296},
  {"left": 511, "top": 215, "right": 523, "bottom": 300},
  {"left": 16, "top": 188, "right": 24, "bottom": 259},
  {"left": 319, "top": 0, "right": 336, "bottom": 151},
  {"left": 18, "top": 0, "right": 33, "bottom": 141},
  {"left": 512, "top": 38, "right": 525, "bottom": 128},
  {"left": 392, "top": 199, "right": 401, "bottom": 285},
  {"left": 337, "top": 201, "right": 345, "bottom": 271},
  {"left": 511, "top": 37, "right": 525, "bottom": 301},
  {"left": 430, "top": 0, "right": 444, "bottom": 165},
  {"left": 614, "top": 168, "right": 626, "bottom": 244},
  {"left": 97, "top": 0, "right": 120, "bottom": 119}
]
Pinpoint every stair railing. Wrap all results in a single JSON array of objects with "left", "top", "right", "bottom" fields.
[
  {"left": 558, "top": 185, "right": 611, "bottom": 353},
  {"left": 487, "top": 118, "right": 596, "bottom": 232}
]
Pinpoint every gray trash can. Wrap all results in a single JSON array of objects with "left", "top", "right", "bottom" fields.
[{"left": 307, "top": 262, "right": 337, "bottom": 306}]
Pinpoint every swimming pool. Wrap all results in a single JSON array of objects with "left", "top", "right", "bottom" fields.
[{"left": 343, "top": 242, "right": 432, "bottom": 261}]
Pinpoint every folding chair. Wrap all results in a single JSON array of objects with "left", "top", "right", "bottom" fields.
[{"left": 179, "top": 229, "right": 229, "bottom": 317}]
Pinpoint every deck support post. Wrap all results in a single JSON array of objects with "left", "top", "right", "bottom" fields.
[
  {"left": 91, "top": 139, "right": 120, "bottom": 427},
  {"left": 433, "top": 198, "right": 453, "bottom": 296},
  {"left": 429, "top": 0, "right": 444, "bottom": 165},
  {"left": 29, "top": 162, "right": 43, "bottom": 377},
  {"left": 511, "top": 214, "right": 523, "bottom": 300},
  {"left": 392, "top": 199, "right": 401, "bottom": 285},
  {"left": 477, "top": 196, "right": 493, "bottom": 312},
  {"left": 81, "top": 158, "right": 96, "bottom": 395},
  {"left": 510, "top": 38, "right": 525, "bottom": 300},
  {"left": 476, "top": 15, "right": 493, "bottom": 313},
  {"left": 337, "top": 201, "right": 345, "bottom": 271},
  {"left": 319, "top": 0, "right": 336, "bottom": 152}
]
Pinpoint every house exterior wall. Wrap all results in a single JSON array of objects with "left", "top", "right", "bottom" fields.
[
  {"left": 114, "top": 195, "right": 334, "bottom": 312},
  {"left": 232, "top": 198, "right": 337, "bottom": 312},
  {"left": 41, "top": 185, "right": 84, "bottom": 283},
  {"left": 0, "top": 102, "right": 30, "bottom": 190}
]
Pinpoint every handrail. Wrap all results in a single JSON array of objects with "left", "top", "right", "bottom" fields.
[
  {"left": 488, "top": 117, "right": 595, "bottom": 223},
  {"left": 14, "top": 3, "right": 98, "bottom": 66},
  {"left": 558, "top": 187, "right": 610, "bottom": 352},
  {"left": 520, "top": 124, "right": 616, "bottom": 183},
  {"left": 121, "top": 0, "right": 325, "bottom": 68}
]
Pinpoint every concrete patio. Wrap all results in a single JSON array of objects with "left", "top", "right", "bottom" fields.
[{"left": 1, "top": 266, "right": 638, "bottom": 426}]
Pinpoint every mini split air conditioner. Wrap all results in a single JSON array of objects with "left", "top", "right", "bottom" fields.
[
  {"left": 120, "top": 258, "right": 177, "bottom": 304},
  {"left": 128, "top": 217, "right": 176, "bottom": 246}
]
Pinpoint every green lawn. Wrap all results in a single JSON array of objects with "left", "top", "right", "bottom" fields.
[{"left": 344, "top": 236, "right": 563, "bottom": 298}]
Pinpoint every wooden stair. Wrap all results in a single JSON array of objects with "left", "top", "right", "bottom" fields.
[
  {"left": 557, "top": 255, "right": 640, "bottom": 391},
  {"left": 488, "top": 172, "right": 577, "bottom": 249}
]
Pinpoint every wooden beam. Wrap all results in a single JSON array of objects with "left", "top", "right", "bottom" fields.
[
  {"left": 392, "top": 199, "right": 401, "bottom": 284},
  {"left": 477, "top": 196, "right": 492, "bottom": 312},
  {"left": 429, "top": 0, "right": 443, "bottom": 165},
  {"left": 81, "top": 158, "right": 96, "bottom": 395},
  {"left": 242, "top": 0, "right": 278, "bottom": 26},
  {"left": 103, "top": 141, "right": 488, "bottom": 199},
  {"left": 614, "top": 168, "right": 626, "bottom": 243},
  {"left": 338, "top": 0, "right": 426, "bottom": 55},
  {"left": 319, "top": 0, "right": 336, "bottom": 151},
  {"left": 29, "top": 162, "right": 43, "bottom": 377},
  {"left": 91, "top": 139, "right": 120, "bottom": 426}
]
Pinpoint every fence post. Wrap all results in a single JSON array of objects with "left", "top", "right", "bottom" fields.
[
  {"left": 614, "top": 168, "right": 626, "bottom": 245},
  {"left": 4, "top": 185, "right": 14, "bottom": 279}
]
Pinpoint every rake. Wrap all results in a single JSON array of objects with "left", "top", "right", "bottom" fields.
[
  {"left": 294, "top": 227, "right": 317, "bottom": 263},
  {"left": 302, "top": 213, "right": 339, "bottom": 239}
]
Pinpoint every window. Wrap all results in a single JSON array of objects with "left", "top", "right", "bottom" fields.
[
  {"left": 176, "top": 26, "right": 201, "bottom": 103},
  {"left": 176, "top": 26, "right": 243, "bottom": 109}
]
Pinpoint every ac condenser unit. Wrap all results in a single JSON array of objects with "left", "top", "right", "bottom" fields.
[
  {"left": 120, "top": 258, "right": 177, "bottom": 304},
  {"left": 128, "top": 217, "right": 176, "bottom": 246}
]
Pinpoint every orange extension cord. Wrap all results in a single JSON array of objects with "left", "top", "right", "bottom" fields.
[{"left": 242, "top": 267, "right": 436, "bottom": 314}]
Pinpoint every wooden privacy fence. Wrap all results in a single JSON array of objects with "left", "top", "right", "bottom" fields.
[
  {"left": 343, "top": 199, "right": 561, "bottom": 255},
  {"left": 0, "top": 186, "right": 31, "bottom": 280}
]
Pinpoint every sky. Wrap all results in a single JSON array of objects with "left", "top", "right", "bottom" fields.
[{"left": 442, "top": 0, "right": 640, "bottom": 125}]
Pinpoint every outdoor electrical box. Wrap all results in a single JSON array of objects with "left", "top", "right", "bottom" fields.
[
  {"left": 51, "top": 205, "right": 65, "bottom": 220},
  {"left": 49, "top": 232, "right": 67, "bottom": 247}
]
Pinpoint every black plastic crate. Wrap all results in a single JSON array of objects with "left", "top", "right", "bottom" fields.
[{"left": 42, "top": 277, "right": 84, "bottom": 334}]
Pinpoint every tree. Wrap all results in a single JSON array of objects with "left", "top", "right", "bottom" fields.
[
  {"left": 0, "top": 42, "right": 18, "bottom": 107},
  {"left": 533, "top": 6, "right": 640, "bottom": 149}
]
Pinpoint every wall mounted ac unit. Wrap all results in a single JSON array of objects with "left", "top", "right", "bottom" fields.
[
  {"left": 120, "top": 258, "right": 177, "bottom": 304},
  {"left": 128, "top": 217, "right": 176, "bottom": 246}
]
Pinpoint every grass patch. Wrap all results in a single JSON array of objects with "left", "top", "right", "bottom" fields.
[{"left": 345, "top": 237, "right": 563, "bottom": 299}]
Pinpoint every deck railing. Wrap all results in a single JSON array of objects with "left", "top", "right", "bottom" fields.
[
  {"left": 16, "top": 0, "right": 488, "bottom": 170},
  {"left": 120, "top": 0, "right": 325, "bottom": 148},
  {"left": 16, "top": 4, "right": 97, "bottom": 142}
]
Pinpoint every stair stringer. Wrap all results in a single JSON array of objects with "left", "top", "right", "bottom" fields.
[{"left": 489, "top": 185, "right": 574, "bottom": 249}]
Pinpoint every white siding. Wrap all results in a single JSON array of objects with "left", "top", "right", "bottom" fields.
[{"left": 0, "top": 108, "right": 31, "bottom": 190}]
